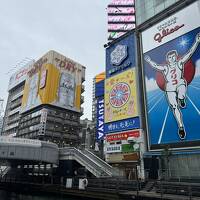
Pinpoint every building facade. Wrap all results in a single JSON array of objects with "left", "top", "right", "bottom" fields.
[
  {"left": 103, "top": 0, "right": 198, "bottom": 180},
  {"left": 17, "top": 50, "right": 85, "bottom": 147},
  {"left": 2, "top": 63, "right": 33, "bottom": 137},
  {"left": 80, "top": 118, "right": 94, "bottom": 149},
  {"left": 135, "top": 0, "right": 181, "bottom": 25},
  {"left": 104, "top": 31, "right": 145, "bottom": 179},
  {"left": 3, "top": 50, "right": 85, "bottom": 147}
]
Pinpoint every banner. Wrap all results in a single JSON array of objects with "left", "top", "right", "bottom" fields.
[
  {"left": 106, "top": 130, "right": 140, "bottom": 142},
  {"left": 104, "top": 117, "right": 140, "bottom": 133},
  {"left": 96, "top": 98, "right": 105, "bottom": 140}
]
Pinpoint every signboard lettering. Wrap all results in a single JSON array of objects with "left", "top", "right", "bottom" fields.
[{"left": 96, "top": 98, "right": 105, "bottom": 140}]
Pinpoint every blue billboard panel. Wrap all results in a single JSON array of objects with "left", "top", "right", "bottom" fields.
[
  {"left": 106, "top": 33, "right": 136, "bottom": 78},
  {"left": 96, "top": 98, "right": 105, "bottom": 140},
  {"left": 104, "top": 117, "right": 140, "bottom": 134},
  {"left": 142, "top": 3, "right": 200, "bottom": 149},
  {"left": 95, "top": 80, "right": 104, "bottom": 98}
]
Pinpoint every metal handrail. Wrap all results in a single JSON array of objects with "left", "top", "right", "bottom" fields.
[
  {"left": 60, "top": 147, "right": 110, "bottom": 177},
  {"left": 82, "top": 149, "right": 116, "bottom": 176}
]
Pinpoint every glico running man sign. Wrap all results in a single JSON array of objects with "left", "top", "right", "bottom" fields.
[{"left": 142, "top": 1, "right": 200, "bottom": 150}]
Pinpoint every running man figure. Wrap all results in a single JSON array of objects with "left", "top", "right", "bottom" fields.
[{"left": 145, "top": 33, "right": 200, "bottom": 140}]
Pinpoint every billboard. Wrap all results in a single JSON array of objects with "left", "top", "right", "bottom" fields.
[
  {"left": 142, "top": 2, "right": 200, "bottom": 149},
  {"left": 96, "top": 98, "right": 105, "bottom": 140},
  {"left": 105, "top": 130, "right": 142, "bottom": 155},
  {"left": 21, "top": 50, "right": 85, "bottom": 113},
  {"left": 106, "top": 33, "right": 136, "bottom": 78},
  {"left": 106, "top": 130, "right": 140, "bottom": 142},
  {"left": 105, "top": 68, "right": 139, "bottom": 123},
  {"left": 107, "top": 0, "right": 135, "bottom": 41},
  {"left": 8, "top": 61, "right": 34, "bottom": 91}
]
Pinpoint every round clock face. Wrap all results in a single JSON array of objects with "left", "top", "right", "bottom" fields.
[{"left": 109, "top": 82, "right": 130, "bottom": 108}]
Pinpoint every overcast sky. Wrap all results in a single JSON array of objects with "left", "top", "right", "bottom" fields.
[{"left": 0, "top": 0, "right": 111, "bottom": 119}]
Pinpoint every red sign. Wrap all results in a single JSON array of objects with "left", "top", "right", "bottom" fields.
[
  {"left": 109, "top": 82, "right": 130, "bottom": 108},
  {"left": 154, "top": 24, "right": 184, "bottom": 43},
  {"left": 106, "top": 130, "right": 140, "bottom": 142},
  {"left": 16, "top": 68, "right": 29, "bottom": 80}
]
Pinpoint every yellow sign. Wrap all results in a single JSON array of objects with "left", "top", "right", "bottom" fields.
[
  {"left": 105, "top": 68, "right": 138, "bottom": 123},
  {"left": 21, "top": 50, "right": 84, "bottom": 113},
  {"left": 95, "top": 72, "right": 105, "bottom": 83}
]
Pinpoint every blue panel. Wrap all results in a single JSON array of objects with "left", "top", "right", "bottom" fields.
[
  {"left": 106, "top": 33, "right": 136, "bottom": 78},
  {"left": 96, "top": 98, "right": 105, "bottom": 140},
  {"left": 143, "top": 27, "right": 200, "bottom": 149},
  {"left": 104, "top": 117, "right": 140, "bottom": 134},
  {"left": 95, "top": 80, "right": 104, "bottom": 98}
]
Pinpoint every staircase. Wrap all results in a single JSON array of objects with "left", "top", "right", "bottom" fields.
[
  {"left": 0, "top": 166, "right": 10, "bottom": 178},
  {"left": 59, "top": 147, "right": 119, "bottom": 178}
]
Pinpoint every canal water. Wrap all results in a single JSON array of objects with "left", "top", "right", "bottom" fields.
[{"left": 0, "top": 190, "right": 88, "bottom": 200}]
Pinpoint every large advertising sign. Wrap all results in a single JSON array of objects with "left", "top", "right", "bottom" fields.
[
  {"left": 105, "top": 68, "right": 139, "bottom": 124},
  {"left": 21, "top": 50, "right": 84, "bottom": 113},
  {"left": 107, "top": 0, "right": 135, "bottom": 41},
  {"left": 106, "top": 33, "right": 136, "bottom": 78},
  {"left": 142, "top": 2, "right": 200, "bottom": 149},
  {"left": 8, "top": 61, "right": 34, "bottom": 91},
  {"left": 96, "top": 98, "right": 105, "bottom": 140}
]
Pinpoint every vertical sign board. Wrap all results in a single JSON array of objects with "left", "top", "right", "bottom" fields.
[
  {"left": 96, "top": 98, "right": 104, "bottom": 140},
  {"left": 107, "top": 0, "right": 135, "bottom": 41},
  {"left": 106, "top": 33, "right": 136, "bottom": 78},
  {"left": 142, "top": 1, "right": 200, "bottom": 149}
]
